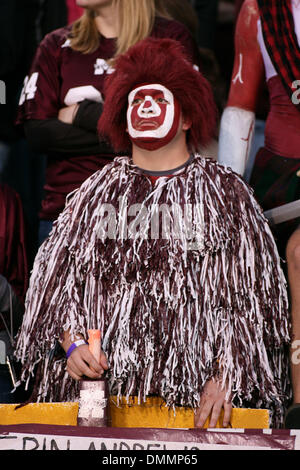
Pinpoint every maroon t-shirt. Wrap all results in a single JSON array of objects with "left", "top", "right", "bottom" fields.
[{"left": 17, "top": 17, "right": 201, "bottom": 221}]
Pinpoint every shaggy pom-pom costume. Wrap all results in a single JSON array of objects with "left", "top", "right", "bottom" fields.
[{"left": 15, "top": 156, "right": 291, "bottom": 427}]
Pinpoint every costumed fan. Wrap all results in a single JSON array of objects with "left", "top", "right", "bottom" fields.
[{"left": 15, "top": 37, "right": 291, "bottom": 428}]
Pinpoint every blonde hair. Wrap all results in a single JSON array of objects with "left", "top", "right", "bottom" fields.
[{"left": 69, "top": 0, "right": 170, "bottom": 59}]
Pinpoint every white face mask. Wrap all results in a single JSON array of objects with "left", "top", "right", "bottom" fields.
[{"left": 127, "top": 83, "right": 181, "bottom": 150}]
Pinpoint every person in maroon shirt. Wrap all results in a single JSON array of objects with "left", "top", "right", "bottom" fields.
[{"left": 17, "top": 0, "right": 201, "bottom": 245}]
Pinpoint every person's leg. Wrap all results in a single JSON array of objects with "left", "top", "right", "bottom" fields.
[{"left": 286, "top": 227, "right": 300, "bottom": 402}]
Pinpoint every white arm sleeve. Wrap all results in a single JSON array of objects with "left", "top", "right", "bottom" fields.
[{"left": 217, "top": 106, "right": 255, "bottom": 176}]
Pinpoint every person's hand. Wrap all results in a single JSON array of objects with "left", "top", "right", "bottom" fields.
[
  {"left": 195, "top": 378, "right": 232, "bottom": 428},
  {"left": 66, "top": 344, "right": 108, "bottom": 381},
  {"left": 58, "top": 103, "right": 79, "bottom": 124}
]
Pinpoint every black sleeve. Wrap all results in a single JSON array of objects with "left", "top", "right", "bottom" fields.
[
  {"left": 24, "top": 118, "right": 114, "bottom": 156},
  {"left": 73, "top": 99, "right": 104, "bottom": 133}
]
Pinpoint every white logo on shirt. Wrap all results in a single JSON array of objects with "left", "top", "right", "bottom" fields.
[
  {"left": 94, "top": 58, "right": 115, "bottom": 75},
  {"left": 61, "top": 39, "right": 71, "bottom": 48},
  {"left": 19, "top": 73, "right": 39, "bottom": 105}
]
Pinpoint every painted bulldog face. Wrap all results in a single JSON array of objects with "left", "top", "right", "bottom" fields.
[{"left": 127, "top": 84, "right": 181, "bottom": 150}]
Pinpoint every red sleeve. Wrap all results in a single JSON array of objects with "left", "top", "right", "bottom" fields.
[
  {"left": 16, "top": 30, "right": 64, "bottom": 125},
  {"left": 227, "top": 0, "right": 265, "bottom": 111}
]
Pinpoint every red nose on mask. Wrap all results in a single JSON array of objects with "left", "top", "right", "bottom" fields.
[{"left": 143, "top": 100, "right": 152, "bottom": 109}]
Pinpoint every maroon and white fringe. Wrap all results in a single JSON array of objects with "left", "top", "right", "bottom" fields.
[{"left": 14, "top": 155, "right": 291, "bottom": 427}]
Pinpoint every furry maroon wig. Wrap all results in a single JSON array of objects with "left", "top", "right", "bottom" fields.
[{"left": 98, "top": 37, "right": 217, "bottom": 153}]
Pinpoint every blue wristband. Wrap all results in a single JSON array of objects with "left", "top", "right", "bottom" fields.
[{"left": 66, "top": 339, "right": 87, "bottom": 358}]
